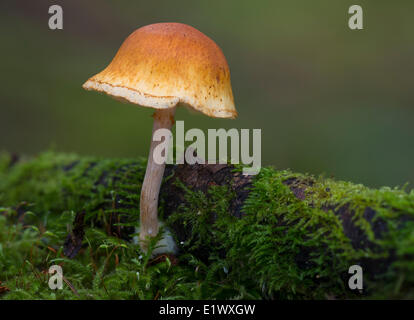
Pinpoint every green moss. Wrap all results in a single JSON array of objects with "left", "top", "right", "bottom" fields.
[{"left": 1, "top": 151, "right": 414, "bottom": 299}]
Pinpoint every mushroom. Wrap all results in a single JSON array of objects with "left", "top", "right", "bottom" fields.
[{"left": 82, "top": 23, "right": 237, "bottom": 253}]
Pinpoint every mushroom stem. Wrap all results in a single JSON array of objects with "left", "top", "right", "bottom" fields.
[{"left": 139, "top": 107, "right": 176, "bottom": 251}]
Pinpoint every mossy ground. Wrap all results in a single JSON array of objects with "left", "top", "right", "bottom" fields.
[{"left": 0, "top": 151, "right": 414, "bottom": 299}]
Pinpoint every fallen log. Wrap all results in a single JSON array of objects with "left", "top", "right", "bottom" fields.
[{"left": 1, "top": 151, "right": 414, "bottom": 299}]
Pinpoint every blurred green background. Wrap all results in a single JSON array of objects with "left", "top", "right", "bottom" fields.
[{"left": 1, "top": 0, "right": 413, "bottom": 188}]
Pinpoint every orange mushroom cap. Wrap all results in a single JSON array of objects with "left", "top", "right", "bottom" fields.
[{"left": 83, "top": 22, "right": 237, "bottom": 119}]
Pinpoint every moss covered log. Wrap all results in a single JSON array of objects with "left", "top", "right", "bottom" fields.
[{"left": 1, "top": 151, "right": 414, "bottom": 299}]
